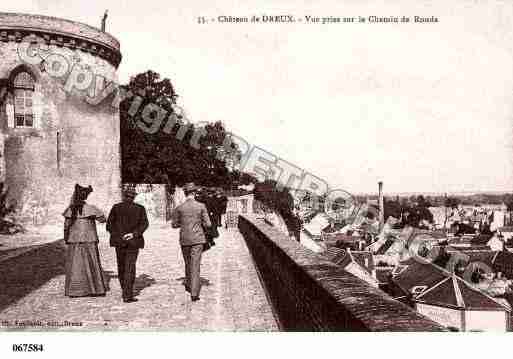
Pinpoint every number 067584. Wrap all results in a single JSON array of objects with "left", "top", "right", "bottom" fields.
[{"left": 12, "top": 344, "right": 44, "bottom": 352}]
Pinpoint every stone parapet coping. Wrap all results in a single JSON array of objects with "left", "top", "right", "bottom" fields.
[{"left": 239, "top": 215, "right": 447, "bottom": 331}]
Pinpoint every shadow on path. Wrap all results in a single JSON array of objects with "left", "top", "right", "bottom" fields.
[
  {"left": 0, "top": 247, "right": 21, "bottom": 261},
  {"left": 0, "top": 240, "right": 65, "bottom": 313},
  {"left": 175, "top": 276, "right": 212, "bottom": 287},
  {"left": 133, "top": 274, "right": 156, "bottom": 297},
  {"left": 102, "top": 270, "right": 118, "bottom": 291}
]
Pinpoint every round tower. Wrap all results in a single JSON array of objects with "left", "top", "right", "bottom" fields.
[{"left": 0, "top": 12, "right": 122, "bottom": 224}]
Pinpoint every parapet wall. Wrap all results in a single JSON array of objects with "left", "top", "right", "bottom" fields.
[{"left": 238, "top": 215, "right": 446, "bottom": 331}]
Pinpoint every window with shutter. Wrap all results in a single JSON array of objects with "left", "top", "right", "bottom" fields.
[{"left": 13, "top": 72, "right": 35, "bottom": 128}]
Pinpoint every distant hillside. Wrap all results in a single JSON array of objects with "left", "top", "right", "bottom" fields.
[{"left": 355, "top": 192, "right": 513, "bottom": 207}]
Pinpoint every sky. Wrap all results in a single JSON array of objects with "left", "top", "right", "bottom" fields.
[{"left": 3, "top": 0, "right": 513, "bottom": 194}]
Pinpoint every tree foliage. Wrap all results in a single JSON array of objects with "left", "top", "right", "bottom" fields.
[
  {"left": 384, "top": 195, "right": 434, "bottom": 228},
  {"left": 120, "top": 70, "right": 301, "bottom": 238},
  {"left": 120, "top": 71, "right": 239, "bottom": 188},
  {"left": 0, "top": 183, "right": 24, "bottom": 234},
  {"left": 445, "top": 196, "right": 460, "bottom": 209},
  {"left": 253, "top": 179, "right": 301, "bottom": 240}
]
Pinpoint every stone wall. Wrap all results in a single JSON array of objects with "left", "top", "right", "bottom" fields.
[
  {"left": 238, "top": 215, "right": 446, "bottom": 331},
  {"left": 0, "top": 12, "right": 120, "bottom": 50},
  {"left": 125, "top": 184, "right": 168, "bottom": 221},
  {"left": 0, "top": 12, "right": 121, "bottom": 67},
  {"left": 0, "top": 14, "right": 121, "bottom": 225}
]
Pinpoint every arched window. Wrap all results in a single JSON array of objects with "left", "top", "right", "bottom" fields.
[{"left": 13, "top": 71, "right": 35, "bottom": 127}]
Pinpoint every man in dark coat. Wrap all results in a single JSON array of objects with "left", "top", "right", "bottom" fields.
[
  {"left": 215, "top": 191, "right": 228, "bottom": 227},
  {"left": 195, "top": 188, "right": 214, "bottom": 218},
  {"left": 171, "top": 183, "right": 212, "bottom": 301},
  {"left": 106, "top": 188, "right": 149, "bottom": 303}
]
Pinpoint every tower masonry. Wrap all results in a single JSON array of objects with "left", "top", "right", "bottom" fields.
[{"left": 0, "top": 12, "right": 122, "bottom": 224}]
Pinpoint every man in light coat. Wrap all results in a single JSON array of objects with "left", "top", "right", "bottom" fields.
[{"left": 171, "top": 183, "right": 212, "bottom": 301}]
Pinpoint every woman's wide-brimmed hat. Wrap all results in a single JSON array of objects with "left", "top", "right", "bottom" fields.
[
  {"left": 75, "top": 183, "right": 93, "bottom": 194},
  {"left": 71, "top": 184, "right": 93, "bottom": 203}
]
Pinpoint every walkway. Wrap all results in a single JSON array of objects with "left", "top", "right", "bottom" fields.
[{"left": 0, "top": 223, "right": 277, "bottom": 331}]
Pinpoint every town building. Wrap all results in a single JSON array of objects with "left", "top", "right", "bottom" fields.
[
  {"left": 390, "top": 259, "right": 510, "bottom": 331},
  {"left": 498, "top": 226, "right": 513, "bottom": 242},
  {"left": 225, "top": 189, "right": 255, "bottom": 228},
  {"left": 324, "top": 247, "right": 378, "bottom": 287}
]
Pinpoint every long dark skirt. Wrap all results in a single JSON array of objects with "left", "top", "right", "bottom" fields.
[{"left": 65, "top": 242, "right": 107, "bottom": 297}]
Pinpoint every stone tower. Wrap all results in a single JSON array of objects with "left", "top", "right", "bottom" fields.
[{"left": 0, "top": 13, "right": 122, "bottom": 224}]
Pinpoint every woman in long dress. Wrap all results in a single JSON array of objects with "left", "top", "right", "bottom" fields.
[{"left": 63, "top": 184, "right": 107, "bottom": 297}]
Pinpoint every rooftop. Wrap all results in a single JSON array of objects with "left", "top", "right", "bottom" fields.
[{"left": 392, "top": 260, "right": 510, "bottom": 311}]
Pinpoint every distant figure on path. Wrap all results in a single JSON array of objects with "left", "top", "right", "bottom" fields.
[
  {"left": 171, "top": 182, "right": 212, "bottom": 302},
  {"left": 106, "top": 188, "right": 149, "bottom": 303},
  {"left": 173, "top": 186, "right": 186, "bottom": 208},
  {"left": 63, "top": 184, "right": 107, "bottom": 298},
  {"left": 196, "top": 187, "right": 215, "bottom": 224},
  {"left": 213, "top": 189, "right": 228, "bottom": 228}
]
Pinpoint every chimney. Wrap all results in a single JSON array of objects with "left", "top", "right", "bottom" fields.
[{"left": 378, "top": 181, "right": 384, "bottom": 231}]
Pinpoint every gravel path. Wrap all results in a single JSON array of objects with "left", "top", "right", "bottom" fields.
[{"left": 0, "top": 223, "right": 277, "bottom": 331}]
